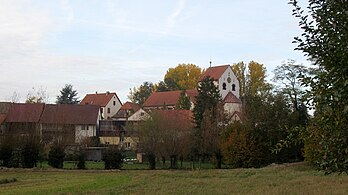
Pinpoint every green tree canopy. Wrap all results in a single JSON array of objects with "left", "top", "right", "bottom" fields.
[
  {"left": 128, "top": 81, "right": 154, "bottom": 106},
  {"left": 176, "top": 90, "right": 191, "bottom": 110},
  {"left": 290, "top": 0, "right": 348, "bottom": 173},
  {"left": 56, "top": 84, "right": 80, "bottom": 104}
]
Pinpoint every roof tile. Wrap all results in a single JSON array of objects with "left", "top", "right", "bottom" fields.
[
  {"left": 80, "top": 92, "right": 119, "bottom": 107},
  {"left": 202, "top": 65, "right": 230, "bottom": 81}
]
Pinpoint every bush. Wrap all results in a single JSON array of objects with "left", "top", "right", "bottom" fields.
[
  {"left": 0, "top": 144, "right": 13, "bottom": 167},
  {"left": 48, "top": 144, "right": 66, "bottom": 169},
  {"left": 77, "top": 151, "right": 86, "bottom": 170},
  {"left": 21, "top": 137, "right": 41, "bottom": 168},
  {"left": 147, "top": 153, "right": 156, "bottom": 170},
  {"left": 103, "top": 147, "right": 123, "bottom": 169}
]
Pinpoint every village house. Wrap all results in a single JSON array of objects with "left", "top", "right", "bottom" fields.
[
  {"left": 99, "top": 101, "right": 149, "bottom": 150},
  {"left": 0, "top": 103, "right": 100, "bottom": 144},
  {"left": 80, "top": 91, "right": 122, "bottom": 119},
  {"left": 142, "top": 89, "right": 198, "bottom": 111},
  {"left": 39, "top": 104, "right": 100, "bottom": 144}
]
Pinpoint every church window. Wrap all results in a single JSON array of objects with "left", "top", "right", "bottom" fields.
[
  {"left": 222, "top": 83, "right": 226, "bottom": 90},
  {"left": 232, "top": 84, "right": 236, "bottom": 91}
]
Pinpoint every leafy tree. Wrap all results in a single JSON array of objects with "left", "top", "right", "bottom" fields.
[
  {"left": 232, "top": 61, "right": 272, "bottom": 105},
  {"left": 103, "top": 147, "right": 123, "bottom": 169},
  {"left": 26, "top": 86, "right": 48, "bottom": 103},
  {"left": 193, "top": 77, "right": 222, "bottom": 128},
  {"left": 48, "top": 143, "right": 65, "bottom": 169},
  {"left": 164, "top": 64, "right": 203, "bottom": 90},
  {"left": 56, "top": 84, "right": 80, "bottom": 104},
  {"left": 273, "top": 60, "right": 308, "bottom": 110},
  {"left": 192, "top": 77, "right": 222, "bottom": 168},
  {"left": 177, "top": 90, "right": 191, "bottom": 110},
  {"left": 128, "top": 82, "right": 154, "bottom": 106},
  {"left": 290, "top": 0, "right": 348, "bottom": 173}
]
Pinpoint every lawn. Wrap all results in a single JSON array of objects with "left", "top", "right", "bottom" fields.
[{"left": 0, "top": 163, "right": 347, "bottom": 194}]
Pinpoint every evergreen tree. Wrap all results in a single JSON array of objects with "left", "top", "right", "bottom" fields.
[
  {"left": 177, "top": 90, "right": 191, "bottom": 110},
  {"left": 56, "top": 84, "right": 79, "bottom": 104}
]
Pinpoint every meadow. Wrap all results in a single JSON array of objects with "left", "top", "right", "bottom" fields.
[{"left": 1, "top": 163, "right": 348, "bottom": 194}]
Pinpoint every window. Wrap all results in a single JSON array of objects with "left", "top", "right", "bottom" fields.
[
  {"left": 140, "top": 112, "right": 145, "bottom": 116},
  {"left": 82, "top": 125, "right": 89, "bottom": 130},
  {"left": 222, "top": 83, "right": 226, "bottom": 90},
  {"left": 86, "top": 125, "right": 89, "bottom": 130},
  {"left": 100, "top": 108, "right": 103, "bottom": 113},
  {"left": 105, "top": 141, "right": 110, "bottom": 145},
  {"left": 113, "top": 101, "right": 116, "bottom": 106},
  {"left": 232, "top": 84, "right": 236, "bottom": 91},
  {"left": 107, "top": 108, "right": 111, "bottom": 114}
]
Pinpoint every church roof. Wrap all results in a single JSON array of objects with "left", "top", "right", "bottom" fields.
[
  {"left": 201, "top": 65, "right": 230, "bottom": 81},
  {"left": 223, "top": 92, "right": 242, "bottom": 104}
]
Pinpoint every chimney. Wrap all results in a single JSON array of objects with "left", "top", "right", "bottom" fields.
[
  {"left": 106, "top": 91, "right": 110, "bottom": 95},
  {"left": 95, "top": 91, "right": 98, "bottom": 94}
]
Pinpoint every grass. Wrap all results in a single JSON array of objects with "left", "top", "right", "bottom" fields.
[{"left": 0, "top": 163, "right": 348, "bottom": 194}]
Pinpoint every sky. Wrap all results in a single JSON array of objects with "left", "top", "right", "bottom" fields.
[{"left": 0, "top": 0, "right": 309, "bottom": 103}]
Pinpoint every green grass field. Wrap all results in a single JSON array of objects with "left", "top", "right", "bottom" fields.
[{"left": 1, "top": 163, "right": 347, "bottom": 194}]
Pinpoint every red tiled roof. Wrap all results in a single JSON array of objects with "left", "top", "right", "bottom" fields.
[
  {"left": 6, "top": 103, "right": 44, "bottom": 123},
  {"left": 40, "top": 104, "right": 99, "bottom": 125},
  {"left": 80, "top": 92, "right": 120, "bottom": 107},
  {"left": 120, "top": 102, "right": 140, "bottom": 112},
  {"left": 201, "top": 65, "right": 230, "bottom": 81},
  {"left": 0, "top": 114, "right": 6, "bottom": 124},
  {"left": 186, "top": 89, "right": 198, "bottom": 103},
  {"left": 223, "top": 92, "right": 242, "bottom": 104},
  {"left": 143, "top": 90, "right": 182, "bottom": 107},
  {"left": 113, "top": 102, "right": 141, "bottom": 118},
  {"left": 153, "top": 110, "right": 193, "bottom": 127},
  {"left": 0, "top": 102, "right": 10, "bottom": 114}
]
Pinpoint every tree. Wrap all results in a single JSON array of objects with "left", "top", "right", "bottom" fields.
[
  {"left": 128, "top": 82, "right": 154, "bottom": 106},
  {"left": 56, "top": 84, "right": 80, "bottom": 104},
  {"left": 192, "top": 77, "right": 222, "bottom": 168},
  {"left": 232, "top": 61, "right": 272, "bottom": 101},
  {"left": 247, "top": 61, "right": 272, "bottom": 97},
  {"left": 273, "top": 60, "right": 308, "bottom": 110},
  {"left": 164, "top": 64, "right": 203, "bottom": 90},
  {"left": 290, "top": 0, "right": 348, "bottom": 173},
  {"left": 26, "top": 86, "right": 48, "bottom": 103},
  {"left": 48, "top": 142, "right": 65, "bottom": 169},
  {"left": 176, "top": 90, "right": 191, "bottom": 110}
]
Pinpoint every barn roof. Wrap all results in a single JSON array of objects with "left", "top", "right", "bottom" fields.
[
  {"left": 5, "top": 103, "right": 45, "bottom": 123},
  {"left": 40, "top": 104, "right": 99, "bottom": 125},
  {"left": 143, "top": 90, "right": 198, "bottom": 108}
]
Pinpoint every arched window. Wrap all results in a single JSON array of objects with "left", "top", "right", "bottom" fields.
[
  {"left": 222, "top": 83, "right": 226, "bottom": 90},
  {"left": 232, "top": 84, "right": 236, "bottom": 91}
]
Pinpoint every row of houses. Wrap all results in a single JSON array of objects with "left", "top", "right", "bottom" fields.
[{"left": 0, "top": 64, "right": 243, "bottom": 150}]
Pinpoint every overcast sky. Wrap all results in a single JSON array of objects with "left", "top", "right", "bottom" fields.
[{"left": 0, "top": 0, "right": 309, "bottom": 103}]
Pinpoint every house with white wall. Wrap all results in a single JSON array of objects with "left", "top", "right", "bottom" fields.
[{"left": 80, "top": 91, "right": 122, "bottom": 119}]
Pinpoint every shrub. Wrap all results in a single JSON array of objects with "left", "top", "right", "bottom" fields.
[
  {"left": 147, "top": 153, "right": 156, "bottom": 170},
  {"left": 21, "top": 137, "right": 41, "bottom": 168},
  {"left": 0, "top": 144, "right": 13, "bottom": 167},
  {"left": 103, "top": 147, "right": 123, "bottom": 169},
  {"left": 77, "top": 151, "right": 86, "bottom": 170},
  {"left": 48, "top": 144, "right": 66, "bottom": 169}
]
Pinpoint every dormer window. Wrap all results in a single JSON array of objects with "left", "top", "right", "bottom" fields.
[
  {"left": 232, "top": 84, "right": 236, "bottom": 91},
  {"left": 113, "top": 101, "right": 116, "bottom": 106},
  {"left": 222, "top": 83, "right": 226, "bottom": 90}
]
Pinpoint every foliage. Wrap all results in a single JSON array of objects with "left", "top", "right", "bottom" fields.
[
  {"left": 0, "top": 140, "right": 14, "bottom": 167},
  {"left": 164, "top": 63, "right": 203, "bottom": 90},
  {"left": 128, "top": 81, "right": 154, "bottom": 106},
  {"left": 102, "top": 147, "right": 123, "bottom": 169},
  {"left": 77, "top": 151, "right": 86, "bottom": 170},
  {"left": 273, "top": 59, "right": 308, "bottom": 110},
  {"left": 48, "top": 143, "right": 66, "bottom": 169},
  {"left": 176, "top": 90, "right": 191, "bottom": 110},
  {"left": 221, "top": 122, "right": 265, "bottom": 168},
  {"left": 193, "top": 77, "right": 222, "bottom": 128},
  {"left": 25, "top": 86, "right": 48, "bottom": 103},
  {"left": 290, "top": 0, "right": 348, "bottom": 173},
  {"left": 21, "top": 136, "right": 41, "bottom": 168},
  {"left": 56, "top": 84, "right": 80, "bottom": 104}
]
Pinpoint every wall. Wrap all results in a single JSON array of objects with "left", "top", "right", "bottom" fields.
[
  {"left": 75, "top": 124, "right": 96, "bottom": 143},
  {"left": 218, "top": 67, "right": 240, "bottom": 99},
  {"left": 103, "top": 94, "right": 122, "bottom": 119}
]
